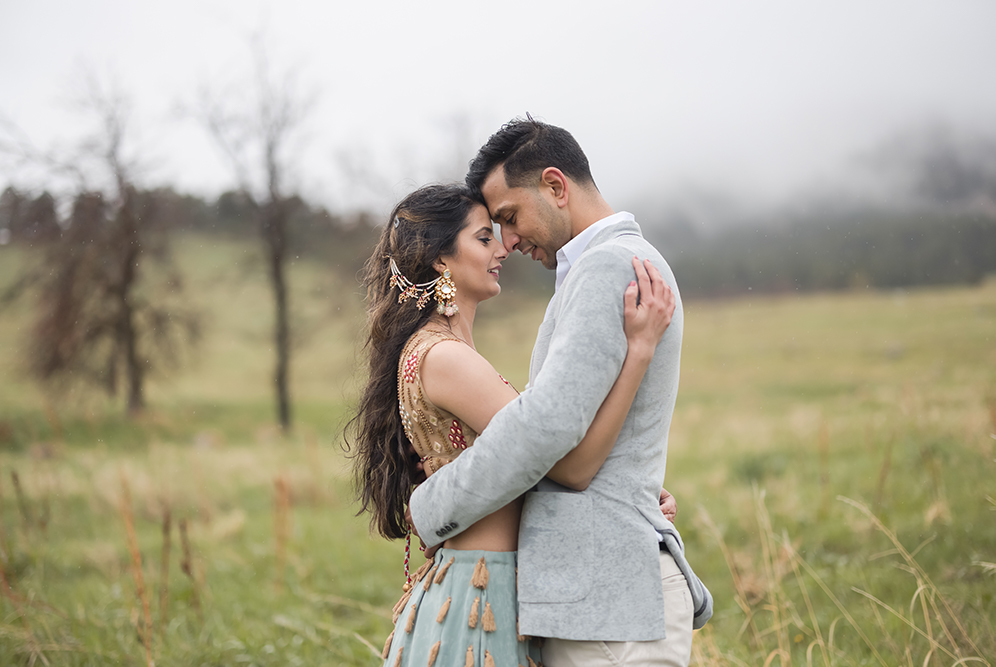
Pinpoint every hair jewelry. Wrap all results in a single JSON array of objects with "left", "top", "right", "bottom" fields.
[
  {"left": 389, "top": 258, "right": 439, "bottom": 309},
  {"left": 388, "top": 258, "right": 459, "bottom": 317}
]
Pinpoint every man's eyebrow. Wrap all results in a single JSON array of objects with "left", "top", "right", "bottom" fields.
[{"left": 491, "top": 205, "right": 511, "bottom": 222}]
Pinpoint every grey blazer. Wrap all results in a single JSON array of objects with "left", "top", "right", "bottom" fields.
[{"left": 409, "top": 220, "right": 712, "bottom": 641}]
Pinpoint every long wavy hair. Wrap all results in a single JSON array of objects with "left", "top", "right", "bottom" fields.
[{"left": 346, "top": 184, "right": 478, "bottom": 539}]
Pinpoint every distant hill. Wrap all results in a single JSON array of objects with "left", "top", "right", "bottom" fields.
[
  {"left": 650, "top": 211, "right": 996, "bottom": 297},
  {"left": 4, "top": 182, "right": 994, "bottom": 300}
]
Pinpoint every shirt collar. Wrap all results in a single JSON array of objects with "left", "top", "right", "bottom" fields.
[{"left": 554, "top": 211, "right": 634, "bottom": 291}]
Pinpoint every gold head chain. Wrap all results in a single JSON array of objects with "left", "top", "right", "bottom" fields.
[{"left": 388, "top": 257, "right": 459, "bottom": 316}]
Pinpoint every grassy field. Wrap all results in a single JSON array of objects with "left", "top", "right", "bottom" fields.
[{"left": 0, "top": 235, "right": 994, "bottom": 666}]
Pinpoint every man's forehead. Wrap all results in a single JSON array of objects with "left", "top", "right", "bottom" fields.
[{"left": 482, "top": 168, "right": 523, "bottom": 221}]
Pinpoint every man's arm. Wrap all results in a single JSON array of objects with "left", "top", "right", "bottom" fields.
[{"left": 409, "top": 246, "right": 655, "bottom": 547}]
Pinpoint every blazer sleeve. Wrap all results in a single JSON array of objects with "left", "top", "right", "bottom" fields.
[{"left": 409, "top": 245, "right": 634, "bottom": 547}]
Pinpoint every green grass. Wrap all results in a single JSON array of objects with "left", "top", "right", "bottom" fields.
[{"left": 1, "top": 236, "right": 994, "bottom": 665}]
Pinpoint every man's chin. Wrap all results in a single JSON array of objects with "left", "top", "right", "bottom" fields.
[{"left": 529, "top": 248, "right": 556, "bottom": 270}]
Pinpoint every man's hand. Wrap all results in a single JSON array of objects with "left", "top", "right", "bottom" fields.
[
  {"left": 407, "top": 442, "right": 427, "bottom": 485},
  {"left": 660, "top": 487, "right": 677, "bottom": 523},
  {"left": 405, "top": 442, "right": 442, "bottom": 557},
  {"left": 405, "top": 496, "right": 439, "bottom": 559}
]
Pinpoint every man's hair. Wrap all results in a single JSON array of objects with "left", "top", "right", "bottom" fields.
[{"left": 465, "top": 117, "right": 596, "bottom": 197}]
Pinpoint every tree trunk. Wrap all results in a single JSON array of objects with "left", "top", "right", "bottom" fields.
[
  {"left": 118, "top": 191, "right": 144, "bottom": 417},
  {"left": 263, "top": 201, "right": 290, "bottom": 433}
]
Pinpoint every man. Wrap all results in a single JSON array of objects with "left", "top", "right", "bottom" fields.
[{"left": 408, "top": 118, "right": 712, "bottom": 666}]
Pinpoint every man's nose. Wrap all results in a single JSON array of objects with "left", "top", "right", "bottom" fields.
[{"left": 500, "top": 231, "right": 519, "bottom": 254}]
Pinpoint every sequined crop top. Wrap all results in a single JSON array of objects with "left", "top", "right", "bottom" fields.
[
  {"left": 398, "top": 327, "right": 518, "bottom": 477},
  {"left": 397, "top": 328, "right": 482, "bottom": 477}
]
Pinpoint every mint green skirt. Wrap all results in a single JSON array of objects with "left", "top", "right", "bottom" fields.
[{"left": 382, "top": 548, "right": 543, "bottom": 667}]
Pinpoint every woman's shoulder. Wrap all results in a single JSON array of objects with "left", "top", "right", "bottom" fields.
[
  {"left": 406, "top": 330, "right": 496, "bottom": 393},
  {"left": 399, "top": 327, "right": 475, "bottom": 384},
  {"left": 401, "top": 327, "right": 467, "bottom": 364}
]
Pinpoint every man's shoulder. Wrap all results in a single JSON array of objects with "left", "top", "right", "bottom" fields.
[{"left": 579, "top": 228, "right": 663, "bottom": 268}]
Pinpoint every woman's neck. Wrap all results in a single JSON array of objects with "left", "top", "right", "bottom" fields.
[{"left": 428, "top": 298, "right": 476, "bottom": 348}]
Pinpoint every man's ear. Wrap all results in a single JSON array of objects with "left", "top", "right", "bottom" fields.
[{"left": 540, "top": 167, "right": 569, "bottom": 209}]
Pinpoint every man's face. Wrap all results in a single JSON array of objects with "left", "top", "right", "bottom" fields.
[{"left": 481, "top": 165, "right": 571, "bottom": 271}]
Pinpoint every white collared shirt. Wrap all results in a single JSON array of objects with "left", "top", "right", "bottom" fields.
[{"left": 554, "top": 211, "right": 635, "bottom": 292}]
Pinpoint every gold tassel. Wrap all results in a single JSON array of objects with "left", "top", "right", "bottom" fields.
[
  {"left": 423, "top": 565, "right": 439, "bottom": 590},
  {"left": 472, "top": 557, "right": 489, "bottom": 589},
  {"left": 464, "top": 646, "right": 474, "bottom": 667},
  {"left": 392, "top": 588, "right": 413, "bottom": 623},
  {"left": 393, "top": 646, "right": 403, "bottom": 667},
  {"left": 436, "top": 596, "right": 451, "bottom": 623},
  {"left": 482, "top": 601, "right": 496, "bottom": 632},
  {"left": 516, "top": 618, "right": 526, "bottom": 642},
  {"left": 381, "top": 630, "right": 394, "bottom": 659},
  {"left": 468, "top": 596, "right": 480, "bottom": 628},
  {"left": 434, "top": 556, "right": 455, "bottom": 584},
  {"left": 484, "top": 650, "right": 496, "bottom": 667},
  {"left": 427, "top": 640, "right": 441, "bottom": 667},
  {"left": 405, "top": 603, "right": 417, "bottom": 633}
]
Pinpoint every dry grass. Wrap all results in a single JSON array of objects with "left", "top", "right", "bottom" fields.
[
  {"left": 1, "top": 238, "right": 993, "bottom": 665},
  {"left": 693, "top": 491, "right": 992, "bottom": 666},
  {"left": 118, "top": 476, "right": 153, "bottom": 667}
]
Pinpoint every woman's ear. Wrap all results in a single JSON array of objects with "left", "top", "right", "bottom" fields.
[{"left": 431, "top": 258, "right": 447, "bottom": 274}]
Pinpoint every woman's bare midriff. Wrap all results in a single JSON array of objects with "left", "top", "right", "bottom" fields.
[{"left": 442, "top": 497, "right": 524, "bottom": 552}]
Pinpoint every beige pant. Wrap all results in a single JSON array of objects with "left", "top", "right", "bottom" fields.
[{"left": 542, "top": 551, "right": 694, "bottom": 667}]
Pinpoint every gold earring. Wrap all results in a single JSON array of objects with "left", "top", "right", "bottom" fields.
[{"left": 435, "top": 269, "right": 459, "bottom": 317}]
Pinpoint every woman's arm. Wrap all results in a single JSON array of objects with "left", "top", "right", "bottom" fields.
[
  {"left": 546, "top": 258, "right": 675, "bottom": 490},
  {"left": 422, "top": 258, "right": 673, "bottom": 491}
]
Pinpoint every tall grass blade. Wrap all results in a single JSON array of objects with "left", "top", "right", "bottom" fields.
[{"left": 838, "top": 496, "right": 983, "bottom": 658}]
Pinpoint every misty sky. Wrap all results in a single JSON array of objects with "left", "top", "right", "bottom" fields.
[{"left": 2, "top": 0, "right": 995, "bottom": 217}]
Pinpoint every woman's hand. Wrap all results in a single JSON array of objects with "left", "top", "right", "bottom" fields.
[{"left": 623, "top": 257, "right": 675, "bottom": 360}]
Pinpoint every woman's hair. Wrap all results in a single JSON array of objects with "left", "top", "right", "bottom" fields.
[{"left": 347, "top": 183, "right": 478, "bottom": 539}]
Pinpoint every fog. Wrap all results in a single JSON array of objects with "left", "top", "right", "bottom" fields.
[{"left": 2, "top": 0, "right": 995, "bottom": 220}]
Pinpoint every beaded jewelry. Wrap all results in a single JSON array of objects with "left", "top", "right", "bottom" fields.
[
  {"left": 389, "top": 258, "right": 440, "bottom": 310},
  {"left": 435, "top": 270, "right": 459, "bottom": 317},
  {"left": 388, "top": 258, "right": 459, "bottom": 317}
]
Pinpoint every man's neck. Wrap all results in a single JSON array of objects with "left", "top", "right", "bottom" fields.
[{"left": 569, "top": 191, "right": 616, "bottom": 239}]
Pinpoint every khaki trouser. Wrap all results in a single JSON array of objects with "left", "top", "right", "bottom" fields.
[{"left": 542, "top": 551, "right": 694, "bottom": 667}]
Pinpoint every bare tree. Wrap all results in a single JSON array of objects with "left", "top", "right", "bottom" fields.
[
  {"left": 0, "top": 77, "right": 198, "bottom": 416},
  {"left": 194, "top": 39, "right": 316, "bottom": 433}
]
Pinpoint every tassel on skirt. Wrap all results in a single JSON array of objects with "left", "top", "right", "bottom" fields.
[{"left": 382, "top": 548, "right": 542, "bottom": 667}]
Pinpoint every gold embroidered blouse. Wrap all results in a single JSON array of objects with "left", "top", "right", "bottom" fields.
[{"left": 396, "top": 328, "right": 481, "bottom": 476}]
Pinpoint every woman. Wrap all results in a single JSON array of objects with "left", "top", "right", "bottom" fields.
[{"left": 349, "top": 184, "right": 674, "bottom": 667}]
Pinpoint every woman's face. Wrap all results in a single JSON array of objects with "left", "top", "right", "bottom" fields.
[{"left": 437, "top": 204, "right": 508, "bottom": 307}]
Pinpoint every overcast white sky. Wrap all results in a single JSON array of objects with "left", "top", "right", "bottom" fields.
[{"left": 2, "top": 0, "right": 995, "bottom": 217}]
